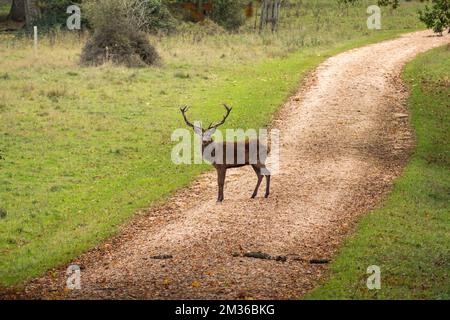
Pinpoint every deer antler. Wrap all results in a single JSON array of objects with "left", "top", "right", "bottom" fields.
[
  {"left": 208, "top": 104, "right": 233, "bottom": 130},
  {"left": 180, "top": 105, "right": 196, "bottom": 129}
]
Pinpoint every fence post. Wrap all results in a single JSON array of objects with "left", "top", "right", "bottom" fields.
[{"left": 33, "top": 26, "right": 38, "bottom": 56}]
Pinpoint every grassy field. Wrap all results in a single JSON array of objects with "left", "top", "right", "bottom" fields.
[
  {"left": 0, "top": 1, "right": 428, "bottom": 286},
  {"left": 306, "top": 45, "right": 450, "bottom": 300}
]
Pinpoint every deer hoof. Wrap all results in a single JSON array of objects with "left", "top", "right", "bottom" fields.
[
  {"left": 251, "top": 195, "right": 257, "bottom": 199},
  {"left": 265, "top": 194, "right": 270, "bottom": 199}
]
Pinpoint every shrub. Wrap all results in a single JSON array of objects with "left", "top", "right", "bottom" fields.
[
  {"left": 33, "top": 0, "right": 87, "bottom": 31},
  {"left": 81, "top": 26, "right": 160, "bottom": 67},
  {"left": 81, "top": 0, "right": 160, "bottom": 67},
  {"left": 208, "top": 0, "right": 246, "bottom": 31},
  {"left": 377, "top": 0, "right": 400, "bottom": 9},
  {"left": 419, "top": 0, "right": 450, "bottom": 35},
  {"left": 33, "top": 0, "right": 175, "bottom": 34},
  {"left": 173, "top": 0, "right": 246, "bottom": 31},
  {"left": 132, "top": 0, "right": 177, "bottom": 34}
]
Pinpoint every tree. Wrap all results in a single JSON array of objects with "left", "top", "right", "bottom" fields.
[
  {"left": 33, "top": 0, "right": 77, "bottom": 30},
  {"left": 258, "top": 0, "right": 283, "bottom": 32},
  {"left": 8, "top": 0, "right": 26, "bottom": 21},
  {"left": 419, "top": 0, "right": 450, "bottom": 35},
  {"left": 8, "top": 0, "right": 40, "bottom": 25}
]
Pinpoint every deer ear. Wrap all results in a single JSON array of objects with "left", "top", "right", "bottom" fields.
[
  {"left": 193, "top": 126, "right": 203, "bottom": 136},
  {"left": 204, "top": 128, "right": 216, "bottom": 140}
]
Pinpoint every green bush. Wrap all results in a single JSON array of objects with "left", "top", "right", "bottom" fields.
[
  {"left": 32, "top": 0, "right": 175, "bottom": 34},
  {"left": 30, "top": 0, "right": 245, "bottom": 33},
  {"left": 81, "top": 24, "right": 160, "bottom": 67},
  {"left": 377, "top": 0, "right": 400, "bottom": 9},
  {"left": 34, "top": 0, "right": 86, "bottom": 31},
  {"left": 81, "top": 0, "right": 160, "bottom": 67},
  {"left": 208, "top": 0, "right": 246, "bottom": 31},
  {"left": 419, "top": 0, "right": 450, "bottom": 35},
  {"left": 138, "top": 0, "right": 177, "bottom": 33}
]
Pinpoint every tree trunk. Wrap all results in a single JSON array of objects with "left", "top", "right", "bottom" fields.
[
  {"left": 259, "top": 0, "right": 282, "bottom": 33},
  {"left": 8, "top": 0, "right": 26, "bottom": 22},
  {"left": 259, "top": 0, "right": 268, "bottom": 32}
]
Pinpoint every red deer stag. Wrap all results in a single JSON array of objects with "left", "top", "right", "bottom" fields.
[{"left": 181, "top": 104, "right": 271, "bottom": 203}]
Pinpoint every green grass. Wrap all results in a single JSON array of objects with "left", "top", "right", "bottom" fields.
[
  {"left": 306, "top": 45, "right": 450, "bottom": 300},
  {"left": 0, "top": 1, "right": 429, "bottom": 286}
]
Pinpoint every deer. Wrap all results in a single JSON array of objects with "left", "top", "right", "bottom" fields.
[{"left": 180, "top": 104, "right": 271, "bottom": 203}]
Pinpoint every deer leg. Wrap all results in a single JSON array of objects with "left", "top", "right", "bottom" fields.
[
  {"left": 251, "top": 165, "right": 263, "bottom": 199},
  {"left": 260, "top": 164, "right": 271, "bottom": 198},
  {"left": 217, "top": 167, "right": 227, "bottom": 203},
  {"left": 265, "top": 174, "right": 271, "bottom": 198}
]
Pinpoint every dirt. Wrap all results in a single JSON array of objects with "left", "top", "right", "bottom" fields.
[{"left": 3, "top": 31, "right": 449, "bottom": 300}]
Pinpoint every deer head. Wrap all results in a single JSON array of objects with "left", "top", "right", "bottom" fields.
[{"left": 180, "top": 104, "right": 233, "bottom": 143}]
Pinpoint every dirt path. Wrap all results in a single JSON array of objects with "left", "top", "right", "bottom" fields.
[{"left": 8, "top": 31, "right": 450, "bottom": 300}]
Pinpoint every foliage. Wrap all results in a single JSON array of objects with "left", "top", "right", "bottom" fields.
[
  {"left": 32, "top": 0, "right": 245, "bottom": 33},
  {"left": 0, "top": 0, "right": 10, "bottom": 20},
  {"left": 336, "top": 0, "right": 401, "bottom": 12},
  {"left": 81, "top": 0, "right": 160, "bottom": 66},
  {"left": 81, "top": 25, "right": 160, "bottom": 66},
  {"left": 31, "top": 0, "right": 175, "bottom": 34},
  {"left": 131, "top": 0, "right": 177, "bottom": 34},
  {"left": 175, "top": 18, "right": 226, "bottom": 36},
  {"left": 336, "top": 0, "right": 361, "bottom": 7},
  {"left": 172, "top": 0, "right": 246, "bottom": 31},
  {"left": 419, "top": 0, "right": 450, "bottom": 35},
  {"left": 377, "top": 0, "right": 400, "bottom": 9},
  {"left": 208, "top": 0, "right": 246, "bottom": 31},
  {"left": 33, "top": 0, "right": 85, "bottom": 30}
]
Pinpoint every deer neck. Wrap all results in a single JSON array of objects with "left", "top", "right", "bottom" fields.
[{"left": 202, "top": 140, "right": 215, "bottom": 152}]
